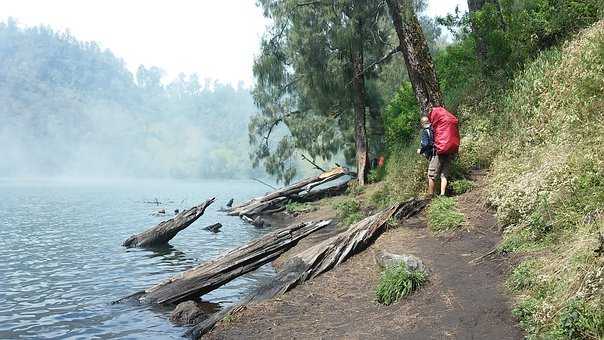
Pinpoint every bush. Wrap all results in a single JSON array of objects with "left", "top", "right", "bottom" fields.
[
  {"left": 451, "top": 179, "right": 475, "bottom": 195},
  {"left": 426, "top": 197, "right": 465, "bottom": 232},
  {"left": 333, "top": 198, "right": 363, "bottom": 226},
  {"left": 375, "top": 263, "right": 427, "bottom": 305}
]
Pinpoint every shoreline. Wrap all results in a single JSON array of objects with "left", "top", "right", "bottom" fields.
[{"left": 202, "top": 172, "right": 523, "bottom": 339}]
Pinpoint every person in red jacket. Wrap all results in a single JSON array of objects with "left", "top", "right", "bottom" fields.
[{"left": 417, "top": 108, "right": 459, "bottom": 197}]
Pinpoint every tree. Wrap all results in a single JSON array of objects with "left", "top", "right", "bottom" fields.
[
  {"left": 385, "top": 0, "right": 442, "bottom": 116},
  {"left": 467, "top": 0, "right": 505, "bottom": 72},
  {"left": 251, "top": 0, "right": 391, "bottom": 185}
]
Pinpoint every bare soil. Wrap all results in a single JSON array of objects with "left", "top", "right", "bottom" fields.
[{"left": 205, "top": 171, "right": 522, "bottom": 339}]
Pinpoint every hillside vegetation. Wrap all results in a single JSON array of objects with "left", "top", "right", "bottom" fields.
[{"left": 380, "top": 20, "right": 604, "bottom": 339}]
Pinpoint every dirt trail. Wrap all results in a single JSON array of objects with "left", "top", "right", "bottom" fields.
[{"left": 206, "top": 171, "right": 522, "bottom": 339}]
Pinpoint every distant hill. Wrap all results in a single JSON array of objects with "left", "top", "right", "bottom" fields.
[{"left": 0, "top": 19, "right": 260, "bottom": 179}]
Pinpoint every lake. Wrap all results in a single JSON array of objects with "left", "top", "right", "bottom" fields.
[{"left": 0, "top": 178, "right": 275, "bottom": 339}]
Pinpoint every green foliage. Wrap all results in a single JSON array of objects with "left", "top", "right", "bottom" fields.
[
  {"left": 507, "top": 260, "right": 538, "bottom": 292},
  {"left": 375, "top": 263, "right": 427, "bottom": 305},
  {"left": 556, "top": 299, "right": 604, "bottom": 340},
  {"left": 368, "top": 166, "right": 386, "bottom": 184},
  {"left": 381, "top": 144, "right": 427, "bottom": 202},
  {"left": 250, "top": 0, "right": 394, "bottom": 183},
  {"left": 346, "top": 181, "right": 365, "bottom": 196},
  {"left": 333, "top": 198, "right": 363, "bottom": 226},
  {"left": 460, "top": 22, "right": 604, "bottom": 339},
  {"left": 369, "top": 185, "right": 393, "bottom": 208},
  {"left": 382, "top": 82, "right": 420, "bottom": 150},
  {"left": 285, "top": 202, "right": 316, "bottom": 214},
  {"left": 426, "top": 197, "right": 465, "bottom": 232},
  {"left": 450, "top": 179, "right": 475, "bottom": 195}
]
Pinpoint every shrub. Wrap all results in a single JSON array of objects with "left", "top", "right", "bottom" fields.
[
  {"left": 375, "top": 263, "right": 427, "bottom": 305},
  {"left": 556, "top": 299, "right": 604, "bottom": 340},
  {"left": 451, "top": 179, "right": 475, "bottom": 195},
  {"left": 333, "top": 198, "right": 363, "bottom": 226},
  {"left": 426, "top": 197, "right": 465, "bottom": 232}
]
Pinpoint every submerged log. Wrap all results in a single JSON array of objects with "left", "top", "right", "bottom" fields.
[
  {"left": 122, "top": 219, "right": 332, "bottom": 305},
  {"left": 122, "top": 198, "right": 215, "bottom": 248},
  {"left": 187, "top": 198, "right": 427, "bottom": 338},
  {"left": 204, "top": 223, "right": 222, "bottom": 233},
  {"left": 227, "top": 167, "right": 350, "bottom": 217}
]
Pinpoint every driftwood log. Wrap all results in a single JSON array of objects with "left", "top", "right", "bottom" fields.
[
  {"left": 227, "top": 167, "right": 351, "bottom": 217},
  {"left": 187, "top": 198, "right": 427, "bottom": 338},
  {"left": 123, "top": 198, "right": 215, "bottom": 248},
  {"left": 120, "top": 220, "right": 332, "bottom": 305}
]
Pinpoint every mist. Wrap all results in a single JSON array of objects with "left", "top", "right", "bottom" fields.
[{"left": 0, "top": 20, "right": 262, "bottom": 180}]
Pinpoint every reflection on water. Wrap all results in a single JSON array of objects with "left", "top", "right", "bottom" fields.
[{"left": 0, "top": 178, "right": 275, "bottom": 339}]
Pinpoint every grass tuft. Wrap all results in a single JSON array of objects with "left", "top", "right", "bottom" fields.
[
  {"left": 285, "top": 201, "right": 316, "bottom": 214},
  {"left": 426, "top": 197, "right": 465, "bottom": 232},
  {"left": 451, "top": 179, "right": 476, "bottom": 195},
  {"left": 375, "top": 263, "right": 427, "bottom": 305},
  {"left": 333, "top": 198, "right": 363, "bottom": 226}
]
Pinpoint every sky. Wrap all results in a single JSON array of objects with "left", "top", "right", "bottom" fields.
[{"left": 0, "top": 0, "right": 467, "bottom": 87}]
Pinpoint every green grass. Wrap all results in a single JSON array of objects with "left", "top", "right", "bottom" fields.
[
  {"left": 375, "top": 263, "right": 427, "bottom": 305},
  {"left": 451, "top": 179, "right": 475, "bottom": 195},
  {"left": 285, "top": 201, "right": 316, "bottom": 214},
  {"left": 333, "top": 198, "right": 363, "bottom": 226},
  {"left": 426, "top": 197, "right": 465, "bottom": 232}
]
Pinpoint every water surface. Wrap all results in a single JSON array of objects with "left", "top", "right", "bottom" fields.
[{"left": 0, "top": 178, "right": 274, "bottom": 339}]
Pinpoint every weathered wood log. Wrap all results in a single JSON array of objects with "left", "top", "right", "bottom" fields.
[
  {"left": 122, "top": 198, "right": 215, "bottom": 248},
  {"left": 291, "top": 179, "right": 351, "bottom": 203},
  {"left": 122, "top": 219, "right": 332, "bottom": 305},
  {"left": 187, "top": 198, "right": 427, "bottom": 338},
  {"left": 241, "top": 215, "right": 267, "bottom": 228},
  {"left": 227, "top": 167, "right": 350, "bottom": 217}
]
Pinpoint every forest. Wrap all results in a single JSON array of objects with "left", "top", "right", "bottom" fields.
[{"left": 0, "top": 18, "right": 259, "bottom": 179}]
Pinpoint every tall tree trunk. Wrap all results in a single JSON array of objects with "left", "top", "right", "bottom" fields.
[
  {"left": 350, "top": 5, "right": 370, "bottom": 185},
  {"left": 467, "top": 0, "right": 504, "bottom": 70},
  {"left": 385, "top": 0, "right": 443, "bottom": 117}
]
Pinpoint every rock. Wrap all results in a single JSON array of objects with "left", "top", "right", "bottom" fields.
[
  {"left": 170, "top": 301, "right": 208, "bottom": 325},
  {"left": 204, "top": 223, "right": 222, "bottom": 233},
  {"left": 174, "top": 209, "right": 180, "bottom": 215},
  {"left": 374, "top": 250, "right": 426, "bottom": 272}
]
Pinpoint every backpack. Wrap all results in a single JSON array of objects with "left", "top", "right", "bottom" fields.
[{"left": 428, "top": 106, "right": 460, "bottom": 155}]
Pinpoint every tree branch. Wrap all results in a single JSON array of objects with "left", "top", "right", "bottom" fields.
[{"left": 300, "top": 154, "right": 327, "bottom": 172}]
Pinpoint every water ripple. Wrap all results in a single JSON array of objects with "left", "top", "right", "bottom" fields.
[{"left": 0, "top": 179, "right": 275, "bottom": 339}]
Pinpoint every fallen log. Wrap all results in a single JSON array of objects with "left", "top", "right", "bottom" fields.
[
  {"left": 123, "top": 198, "right": 215, "bottom": 248},
  {"left": 258, "top": 198, "right": 427, "bottom": 296},
  {"left": 120, "top": 219, "right": 332, "bottom": 305},
  {"left": 227, "top": 167, "right": 350, "bottom": 217},
  {"left": 291, "top": 179, "right": 350, "bottom": 203},
  {"left": 187, "top": 198, "right": 427, "bottom": 338}
]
